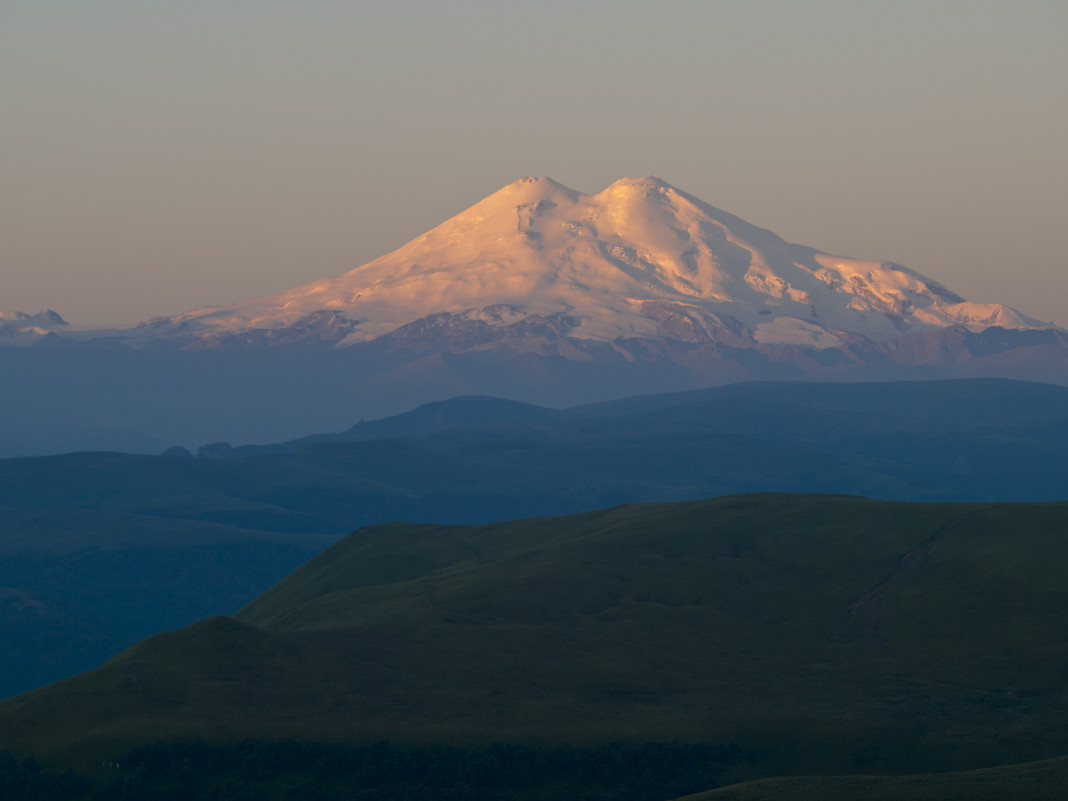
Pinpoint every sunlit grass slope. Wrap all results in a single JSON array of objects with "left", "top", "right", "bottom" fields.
[{"left": 2, "top": 494, "right": 1067, "bottom": 788}]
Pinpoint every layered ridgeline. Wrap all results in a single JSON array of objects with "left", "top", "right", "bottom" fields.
[
  {"left": 3, "top": 178, "right": 1066, "bottom": 455},
  {"left": 3, "top": 378, "right": 1067, "bottom": 702},
  {"left": 3, "top": 495, "right": 1068, "bottom": 799}
]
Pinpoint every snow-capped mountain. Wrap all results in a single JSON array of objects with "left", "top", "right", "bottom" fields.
[
  {"left": 0, "top": 310, "right": 67, "bottom": 344},
  {"left": 110, "top": 176, "right": 1048, "bottom": 350},
  {"left": 4, "top": 177, "right": 1066, "bottom": 456}
]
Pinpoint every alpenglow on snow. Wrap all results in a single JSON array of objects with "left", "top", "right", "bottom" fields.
[{"left": 3, "top": 176, "right": 1053, "bottom": 350}]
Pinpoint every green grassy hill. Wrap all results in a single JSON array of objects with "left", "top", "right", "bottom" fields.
[{"left": 2, "top": 494, "right": 1068, "bottom": 798}]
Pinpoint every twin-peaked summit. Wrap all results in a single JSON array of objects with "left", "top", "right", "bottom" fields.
[
  {"left": 143, "top": 175, "right": 1047, "bottom": 349},
  {"left": 3, "top": 177, "right": 1066, "bottom": 455}
]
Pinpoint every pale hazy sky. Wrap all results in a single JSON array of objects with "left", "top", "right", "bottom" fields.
[{"left": 3, "top": 1, "right": 1066, "bottom": 327}]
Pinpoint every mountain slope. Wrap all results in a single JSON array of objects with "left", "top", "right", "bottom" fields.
[
  {"left": 3, "top": 178, "right": 1065, "bottom": 456},
  {"left": 121, "top": 176, "right": 1052, "bottom": 348},
  {"left": 8, "top": 176, "right": 1054, "bottom": 352},
  {"left": 5, "top": 496, "right": 1068, "bottom": 775}
]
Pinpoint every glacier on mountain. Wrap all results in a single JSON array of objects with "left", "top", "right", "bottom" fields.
[{"left": 4, "top": 176, "right": 1054, "bottom": 351}]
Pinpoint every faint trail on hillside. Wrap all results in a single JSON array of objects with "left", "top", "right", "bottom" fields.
[{"left": 847, "top": 505, "right": 1006, "bottom": 657}]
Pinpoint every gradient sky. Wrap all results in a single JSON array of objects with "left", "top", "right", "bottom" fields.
[{"left": 3, "top": 1, "right": 1066, "bottom": 327}]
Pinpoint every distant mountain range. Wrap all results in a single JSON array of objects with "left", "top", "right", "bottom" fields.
[
  {"left": 3, "top": 177, "right": 1066, "bottom": 456},
  {"left": 2, "top": 378, "right": 1066, "bottom": 701}
]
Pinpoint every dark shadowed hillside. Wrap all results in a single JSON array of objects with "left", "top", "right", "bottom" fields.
[{"left": 2, "top": 495, "right": 1068, "bottom": 799}]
